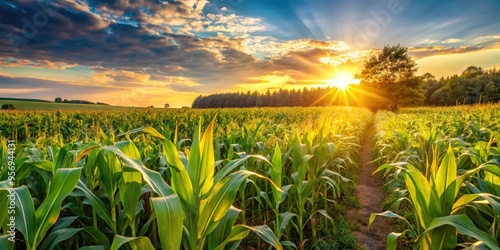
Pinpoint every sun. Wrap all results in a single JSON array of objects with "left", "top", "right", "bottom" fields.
[{"left": 325, "top": 72, "right": 360, "bottom": 90}]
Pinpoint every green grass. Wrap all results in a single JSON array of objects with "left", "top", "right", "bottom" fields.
[{"left": 0, "top": 98, "right": 153, "bottom": 111}]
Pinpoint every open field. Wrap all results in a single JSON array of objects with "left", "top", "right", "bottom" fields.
[{"left": 1, "top": 104, "right": 500, "bottom": 249}]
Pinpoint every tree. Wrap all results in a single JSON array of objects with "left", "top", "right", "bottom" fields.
[
  {"left": 1, "top": 104, "right": 15, "bottom": 110},
  {"left": 422, "top": 73, "right": 443, "bottom": 105},
  {"left": 461, "top": 65, "right": 483, "bottom": 79},
  {"left": 357, "top": 44, "right": 425, "bottom": 110},
  {"left": 55, "top": 97, "right": 62, "bottom": 102},
  {"left": 164, "top": 103, "right": 170, "bottom": 108}
]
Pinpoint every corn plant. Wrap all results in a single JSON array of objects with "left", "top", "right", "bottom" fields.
[{"left": 123, "top": 118, "right": 283, "bottom": 250}]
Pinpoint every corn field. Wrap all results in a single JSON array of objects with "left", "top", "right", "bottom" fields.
[
  {"left": 2, "top": 104, "right": 500, "bottom": 249},
  {"left": 371, "top": 104, "right": 500, "bottom": 250},
  {"left": 0, "top": 107, "right": 371, "bottom": 250}
]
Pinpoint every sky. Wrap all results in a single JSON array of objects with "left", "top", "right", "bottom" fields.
[{"left": 0, "top": 0, "right": 499, "bottom": 108}]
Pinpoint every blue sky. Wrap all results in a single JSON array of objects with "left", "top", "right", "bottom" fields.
[{"left": 0, "top": 0, "right": 499, "bottom": 107}]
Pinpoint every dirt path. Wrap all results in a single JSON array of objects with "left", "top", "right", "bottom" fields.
[{"left": 349, "top": 121, "right": 395, "bottom": 250}]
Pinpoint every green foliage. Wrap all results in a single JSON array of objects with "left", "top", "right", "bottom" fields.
[
  {"left": 357, "top": 44, "right": 425, "bottom": 110},
  {"left": 1, "top": 104, "right": 15, "bottom": 110},
  {"left": 0, "top": 106, "right": 370, "bottom": 249},
  {"left": 372, "top": 104, "right": 500, "bottom": 249},
  {"left": 428, "top": 66, "right": 500, "bottom": 105}
]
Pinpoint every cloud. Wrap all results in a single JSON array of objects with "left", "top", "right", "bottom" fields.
[
  {"left": 0, "top": 57, "right": 77, "bottom": 69},
  {"left": 409, "top": 45, "right": 484, "bottom": 59},
  {"left": 418, "top": 38, "right": 463, "bottom": 45},
  {"left": 204, "top": 13, "right": 266, "bottom": 34},
  {"left": 418, "top": 39, "right": 439, "bottom": 44},
  {"left": 473, "top": 34, "right": 500, "bottom": 45},
  {"left": 235, "top": 36, "right": 351, "bottom": 59},
  {"left": 0, "top": 74, "right": 117, "bottom": 99},
  {"left": 1, "top": 0, "right": 352, "bottom": 96},
  {"left": 441, "top": 38, "right": 463, "bottom": 44}
]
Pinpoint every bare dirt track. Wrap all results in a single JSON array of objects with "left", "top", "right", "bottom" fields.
[{"left": 350, "top": 121, "right": 395, "bottom": 250}]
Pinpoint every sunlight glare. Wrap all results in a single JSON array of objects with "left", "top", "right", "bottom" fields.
[{"left": 325, "top": 72, "right": 360, "bottom": 90}]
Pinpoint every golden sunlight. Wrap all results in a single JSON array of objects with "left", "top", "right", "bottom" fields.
[{"left": 325, "top": 72, "right": 360, "bottom": 90}]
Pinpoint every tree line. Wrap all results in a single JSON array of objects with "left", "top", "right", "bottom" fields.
[
  {"left": 191, "top": 87, "right": 359, "bottom": 108},
  {"left": 423, "top": 66, "right": 500, "bottom": 106},
  {"left": 55, "top": 97, "right": 109, "bottom": 105}
]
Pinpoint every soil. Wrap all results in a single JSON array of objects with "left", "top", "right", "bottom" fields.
[{"left": 348, "top": 121, "right": 395, "bottom": 250}]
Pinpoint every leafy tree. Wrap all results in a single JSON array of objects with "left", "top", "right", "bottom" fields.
[
  {"left": 482, "top": 81, "right": 499, "bottom": 103},
  {"left": 422, "top": 73, "right": 443, "bottom": 105},
  {"left": 461, "top": 65, "right": 483, "bottom": 79},
  {"left": 164, "top": 103, "right": 170, "bottom": 108},
  {"left": 1, "top": 104, "right": 15, "bottom": 110},
  {"left": 55, "top": 97, "right": 62, "bottom": 102},
  {"left": 357, "top": 44, "right": 425, "bottom": 110}
]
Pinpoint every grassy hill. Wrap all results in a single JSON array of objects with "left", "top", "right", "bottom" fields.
[{"left": 0, "top": 98, "right": 152, "bottom": 111}]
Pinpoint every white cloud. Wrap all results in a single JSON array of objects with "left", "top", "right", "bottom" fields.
[
  {"left": 205, "top": 13, "right": 266, "bottom": 34},
  {"left": 441, "top": 38, "right": 463, "bottom": 44},
  {"left": 473, "top": 35, "right": 500, "bottom": 45},
  {"left": 418, "top": 39, "right": 439, "bottom": 44},
  {"left": 418, "top": 38, "right": 463, "bottom": 45}
]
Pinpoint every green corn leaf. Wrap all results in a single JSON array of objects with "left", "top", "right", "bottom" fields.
[
  {"left": 40, "top": 228, "right": 83, "bottom": 250},
  {"left": 78, "top": 246, "right": 105, "bottom": 250},
  {"left": 54, "top": 144, "right": 77, "bottom": 172},
  {"left": 271, "top": 144, "right": 282, "bottom": 205},
  {"left": 118, "top": 126, "right": 167, "bottom": 140},
  {"left": 435, "top": 146, "right": 457, "bottom": 214},
  {"left": 208, "top": 206, "right": 241, "bottom": 250},
  {"left": 71, "top": 180, "right": 116, "bottom": 232},
  {"left": 102, "top": 146, "right": 174, "bottom": 197},
  {"left": 214, "top": 225, "right": 282, "bottom": 250},
  {"left": 0, "top": 235, "right": 14, "bottom": 250},
  {"left": 151, "top": 194, "right": 184, "bottom": 250},
  {"left": 110, "top": 235, "right": 155, "bottom": 250},
  {"left": 184, "top": 117, "right": 218, "bottom": 199},
  {"left": 416, "top": 215, "right": 499, "bottom": 250},
  {"left": 161, "top": 138, "right": 195, "bottom": 208},
  {"left": 33, "top": 168, "right": 82, "bottom": 249},
  {"left": 96, "top": 149, "right": 121, "bottom": 201},
  {"left": 403, "top": 165, "right": 435, "bottom": 228},
  {"left": 10, "top": 186, "right": 36, "bottom": 249},
  {"left": 278, "top": 212, "right": 296, "bottom": 235},
  {"left": 0, "top": 189, "right": 8, "bottom": 232},
  {"left": 198, "top": 170, "right": 281, "bottom": 238},
  {"left": 80, "top": 227, "right": 111, "bottom": 247},
  {"left": 387, "top": 232, "right": 403, "bottom": 250},
  {"left": 116, "top": 140, "right": 141, "bottom": 160},
  {"left": 214, "top": 154, "right": 270, "bottom": 183},
  {"left": 369, "top": 211, "right": 414, "bottom": 232},
  {"left": 120, "top": 168, "right": 142, "bottom": 222}
]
